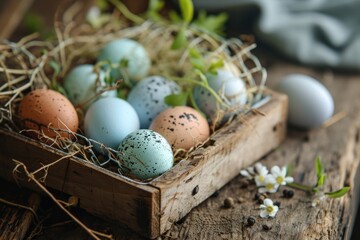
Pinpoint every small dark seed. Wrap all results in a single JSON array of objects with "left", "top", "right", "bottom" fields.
[
  {"left": 274, "top": 201, "right": 281, "bottom": 207},
  {"left": 224, "top": 197, "right": 235, "bottom": 208},
  {"left": 286, "top": 190, "right": 294, "bottom": 198},
  {"left": 246, "top": 216, "right": 256, "bottom": 227},
  {"left": 262, "top": 224, "right": 271, "bottom": 231},
  {"left": 254, "top": 193, "right": 261, "bottom": 200}
]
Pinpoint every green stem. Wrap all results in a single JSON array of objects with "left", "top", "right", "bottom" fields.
[
  {"left": 287, "top": 182, "right": 316, "bottom": 193},
  {"left": 171, "top": 76, "right": 225, "bottom": 106},
  {"left": 109, "top": 0, "right": 144, "bottom": 24}
]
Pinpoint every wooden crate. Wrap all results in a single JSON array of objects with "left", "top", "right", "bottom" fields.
[{"left": 0, "top": 90, "right": 287, "bottom": 238}]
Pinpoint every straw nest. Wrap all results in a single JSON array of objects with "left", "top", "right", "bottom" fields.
[{"left": 0, "top": 2, "right": 267, "bottom": 181}]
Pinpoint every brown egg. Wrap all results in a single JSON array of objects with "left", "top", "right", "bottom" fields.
[
  {"left": 149, "top": 106, "right": 210, "bottom": 150},
  {"left": 18, "top": 89, "right": 79, "bottom": 140}
]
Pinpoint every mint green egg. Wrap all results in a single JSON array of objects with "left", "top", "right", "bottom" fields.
[
  {"left": 98, "top": 39, "right": 151, "bottom": 81},
  {"left": 63, "top": 64, "right": 116, "bottom": 109}
]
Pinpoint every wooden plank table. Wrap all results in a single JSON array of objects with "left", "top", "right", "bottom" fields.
[{"left": 1, "top": 47, "right": 359, "bottom": 239}]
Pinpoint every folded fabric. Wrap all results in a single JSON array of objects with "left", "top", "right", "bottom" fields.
[{"left": 193, "top": 0, "right": 360, "bottom": 71}]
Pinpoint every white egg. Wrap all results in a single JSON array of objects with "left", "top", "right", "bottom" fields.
[
  {"left": 275, "top": 74, "right": 334, "bottom": 129},
  {"left": 97, "top": 38, "right": 151, "bottom": 81},
  {"left": 127, "top": 76, "right": 181, "bottom": 128},
  {"left": 63, "top": 64, "right": 116, "bottom": 109},
  {"left": 118, "top": 129, "right": 173, "bottom": 180},
  {"left": 193, "top": 70, "right": 247, "bottom": 120},
  {"left": 84, "top": 98, "right": 140, "bottom": 154}
]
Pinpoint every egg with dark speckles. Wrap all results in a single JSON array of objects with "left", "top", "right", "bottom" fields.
[
  {"left": 84, "top": 98, "right": 140, "bottom": 154},
  {"left": 118, "top": 129, "right": 173, "bottom": 180},
  {"left": 18, "top": 89, "right": 79, "bottom": 140},
  {"left": 149, "top": 106, "right": 210, "bottom": 150},
  {"left": 127, "top": 76, "right": 181, "bottom": 128}
]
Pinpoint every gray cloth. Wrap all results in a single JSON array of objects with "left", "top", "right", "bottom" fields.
[{"left": 194, "top": 0, "right": 360, "bottom": 71}]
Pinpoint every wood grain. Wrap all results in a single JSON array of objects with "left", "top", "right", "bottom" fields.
[
  {"left": 0, "top": 130, "right": 160, "bottom": 238},
  {"left": 151, "top": 90, "right": 287, "bottom": 234}
]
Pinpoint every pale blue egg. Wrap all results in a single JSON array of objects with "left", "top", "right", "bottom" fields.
[
  {"left": 97, "top": 38, "right": 151, "bottom": 81},
  {"left": 118, "top": 129, "right": 173, "bottom": 180},
  {"left": 84, "top": 98, "right": 140, "bottom": 154},
  {"left": 63, "top": 64, "right": 117, "bottom": 109},
  {"left": 275, "top": 74, "right": 334, "bottom": 129},
  {"left": 127, "top": 76, "right": 181, "bottom": 128},
  {"left": 193, "top": 70, "right": 247, "bottom": 120}
]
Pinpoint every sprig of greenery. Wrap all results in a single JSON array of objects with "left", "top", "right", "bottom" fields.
[{"left": 288, "top": 156, "right": 350, "bottom": 199}]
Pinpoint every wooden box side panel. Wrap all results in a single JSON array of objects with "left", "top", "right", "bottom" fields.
[
  {"left": 151, "top": 91, "right": 288, "bottom": 233},
  {"left": 0, "top": 130, "right": 160, "bottom": 238}
]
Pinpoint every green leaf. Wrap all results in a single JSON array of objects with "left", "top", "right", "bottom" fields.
[
  {"left": 171, "top": 26, "right": 187, "bottom": 50},
  {"left": 189, "top": 48, "right": 202, "bottom": 59},
  {"left": 146, "top": 0, "right": 165, "bottom": 22},
  {"left": 315, "top": 156, "right": 326, "bottom": 187},
  {"left": 208, "top": 58, "right": 224, "bottom": 74},
  {"left": 190, "top": 58, "right": 205, "bottom": 72},
  {"left": 325, "top": 187, "right": 350, "bottom": 198},
  {"left": 179, "top": 0, "right": 194, "bottom": 23},
  {"left": 317, "top": 175, "right": 326, "bottom": 188},
  {"left": 95, "top": 0, "right": 109, "bottom": 10},
  {"left": 49, "top": 60, "right": 61, "bottom": 76},
  {"left": 169, "top": 10, "right": 181, "bottom": 23},
  {"left": 164, "top": 92, "right": 188, "bottom": 106},
  {"left": 193, "top": 10, "right": 228, "bottom": 36}
]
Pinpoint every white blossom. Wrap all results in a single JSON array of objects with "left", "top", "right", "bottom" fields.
[
  {"left": 258, "top": 174, "right": 279, "bottom": 193},
  {"left": 254, "top": 163, "right": 269, "bottom": 187},
  {"left": 271, "top": 166, "right": 294, "bottom": 185},
  {"left": 260, "top": 198, "right": 279, "bottom": 218}
]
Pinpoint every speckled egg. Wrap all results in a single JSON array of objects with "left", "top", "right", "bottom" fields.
[
  {"left": 18, "top": 89, "right": 79, "bottom": 139},
  {"left": 118, "top": 129, "right": 173, "bottom": 180},
  {"left": 97, "top": 38, "right": 151, "bottom": 81},
  {"left": 193, "top": 70, "right": 247, "bottom": 121},
  {"left": 63, "top": 64, "right": 117, "bottom": 109},
  {"left": 127, "top": 76, "right": 181, "bottom": 128},
  {"left": 275, "top": 74, "right": 334, "bottom": 129},
  {"left": 84, "top": 98, "right": 140, "bottom": 154},
  {"left": 149, "top": 106, "right": 210, "bottom": 150}
]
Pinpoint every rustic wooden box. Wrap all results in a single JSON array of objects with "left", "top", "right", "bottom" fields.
[{"left": 0, "top": 90, "right": 287, "bottom": 238}]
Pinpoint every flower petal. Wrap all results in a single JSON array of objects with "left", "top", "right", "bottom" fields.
[
  {"left": 259, "top": 204, "right": 266, "bottom": 209},
  {"left": 240, "top": 170, "right": 251, "bottom": 178},
  {"left": 271, "top": 166, "right": 281, "bottom": 175},
  {"left": 281, "top": 166, "right": 287, "bottom": 176},
  {"left": 260, "top": 210, "right": 268, "bottom": 218},
  {"left": 284, "top": 176, "right": 294, "bottom": 183},
  {"left": 263, "top": 198, "right": 273, "bottom": 206},
  {"left": 258, "top": 187, "right": 267, "bottom": 193}
]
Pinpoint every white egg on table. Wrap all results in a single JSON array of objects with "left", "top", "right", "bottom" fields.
[
  {"left": 97, "top": 38, "right": 151, "bottom": 81},
  {"left": 193, "top": 70, "right": 247, "bottom": 120},
  {"left": 84, "top": 98, "right": 140, "bottom": 154},
  {"left": 118, "top": 129, "right": 173, "bottom": 180},
  {"left": 63, "top": 64, "right": 117, "bottom": 109},
  {"left": 275, "top": 74, "right": 334, "bottom": 129},
  {"left": 127, "top": 76, "right": 181, "bottom": 129}
]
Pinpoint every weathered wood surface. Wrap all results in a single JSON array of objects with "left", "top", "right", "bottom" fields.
[
  {"left": 151, "top": 90, "right": 287, "bottom": 234},
  {"left": 0, "top": 129, "right": 161, "bottom": 238},
  {"left": 22, "top": 51, "right": 360, "bottom": 240}
]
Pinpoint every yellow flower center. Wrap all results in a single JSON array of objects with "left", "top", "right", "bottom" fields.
[
  {"left": 266, "top": 205, "right": 274, "bottom": 213},
  {"left": 276, "top": 176, "right": 283, "bottom": 184},
  {"left": 266, "top": 183, "right": 273, "bottom": 190},
  {"left": 259, "top": 175, "right": 265, "bottom": 182}
]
